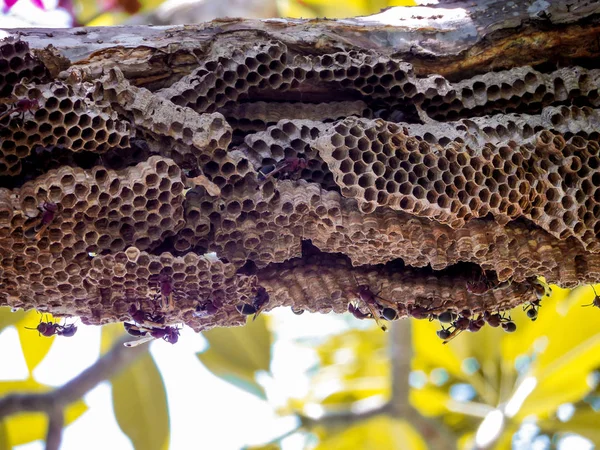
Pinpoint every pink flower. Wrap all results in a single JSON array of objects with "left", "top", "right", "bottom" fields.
[{"left": 3, "top": 0, "right": 45, "bottom": 12}]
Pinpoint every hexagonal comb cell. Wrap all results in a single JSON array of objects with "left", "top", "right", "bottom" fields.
[
  {"left": 3, "top": 33, "right": 600, "bottom": 331},
  {"left": 315, "top": 116, "right": 600, "bottom": 253},
  {"left": 240, "top": 119, "right": 339, "bottom": 190},
  {"left": 0, "top": 38, "right": 48, "bottom": 97},
  {"left": 0, "top": 80, "right": 130, "bottom": 176}
]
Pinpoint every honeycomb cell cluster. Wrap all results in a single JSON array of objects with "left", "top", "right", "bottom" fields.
[
  {"left": 2, "top": 32, "right": 600, "bottom": 332},
  {"left": 316, "top": 116, "right": 600, "bottom": 252},
  {"left": 1, "top": 80, "right": 131, "bottom": 176},
  {"left": 0, "top": 38, "right": 47, "bottom": 97}
]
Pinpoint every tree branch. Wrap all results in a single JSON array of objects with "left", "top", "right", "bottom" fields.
[
  {"left": 45, "top": 407, "right": 64, "bottom": 450},
  {"left": 388, "top": 318, "right": 412, "bottom": 417},
  {"left": 0, "top": 336, "right": 147, "bottom": 419}
]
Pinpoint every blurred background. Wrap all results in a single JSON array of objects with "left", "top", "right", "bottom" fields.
[{"left": 2, "top": 0, "right": 600, "bottom": 449}]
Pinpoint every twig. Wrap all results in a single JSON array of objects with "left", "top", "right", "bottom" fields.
[
  {"left": 45, "top": 407, "right": 64, "bottom": 450},
  {"left": 0, "top": 336, "right": 147, "bottom": 418},
  {"left": 388, "top": 319, "right": 412, "bottom": 416}
]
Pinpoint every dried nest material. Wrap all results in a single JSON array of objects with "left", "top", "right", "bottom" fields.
[
  {"left": 0, "top": 38, "right": 48, "bottom": 97},
  {"left": 239, "top": 119, "right": 339, "bottom": 190},
  {"left": 404, "top": 105, "right": 600, "bottom": 148},
  {"left": 219, "top": 100, "right": 369, "bottom": 134},
  {"left": 414, "top": 66, "right": 600, "bottom": 121},
  {"left": 258, "top": 252, "right": 537, "bottom": 316},
  {"left": 2, "top": 30, "right": 600, "bottom": 332},
  {"left": 158, "top": 39, "right": 418, "bottom": 114},
  {"left": 0, "top": 80, "right": 130, "bottom": 176},
  {"left": 0, "top": 157, "right": 187, "bottom": 308},
  {"left": 95, "top": 68, "right": 232, "bottom": 165},
  {"left": 315, "top": 116, "right": 600, "bottom": 252}
]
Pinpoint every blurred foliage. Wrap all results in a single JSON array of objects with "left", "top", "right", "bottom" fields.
[
  {"left": 197, "top": 315, "right": 272, "bottom": 399},
  {"left": 313, "top": 416, "right": 426, "bottom": 450},
  {"left": 197, "top": 284, "right": 600, "bottom": 449},
  {"left": 102, "top": 323, "right": 170, "bottom": 450},
  {"left": 0, "top": 307, "right": 87, "bottom": 449},
  {"left": 4, "top": 0, "right": 416, "bottom": 27}
]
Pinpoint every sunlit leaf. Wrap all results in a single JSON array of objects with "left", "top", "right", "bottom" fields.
[
  {"left": 0, "top": 421, "right": 9, "bottom": 450},
  {"left": 0, "top": 307, "right": 26, "bottom": 333},
  {"left": 102, "top": 326, "right": 169, "bottom": 450},
  {"left": 100, "top": 322, "right": 126, "bottom": 354},
  {"left": 539, "top": 408, "right": 600, "bottom": 443},
  {"left": 243, "top": 444, "right": 281, "bottom": 450},
  {"left": 17, "top": 311, "right": 55, "bottom": 374},
  {"left": 411, "top": 318, "right": 497, "bottom": 406},
  {"left": 197, "top": 315, "right": 272, "bottom": 399},
  {"left": 277, "top": 0, "right": 415, "bottom": 19},
  {"left": 492, "top": 424, "right": 518, "bottom": 450},
  {"left": 457, "top": 432, "right": 475, "bottom": 450},
  {"left": 0, "top": 379, "right": 86, "bottom": 446},
  {"left": 320, "top": 377, "right": 388, "bottom": 406},
  {"left": 517, "top": 286, "right": 600, "bottom": 418},
  {"left": 314, "top": 415, "right": 426, "bottom": 450},
  {"left": 410, "top": 386, "right": 451, "bottom": 417}
]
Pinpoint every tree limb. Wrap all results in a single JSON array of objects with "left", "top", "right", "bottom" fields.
[
  {"left": 44, "top": 407, "right": 64, "bottom": 450},
  {"left": 0, "top": 336, "right": 147, "bottom": 419},
  {"left": 388, "top": 318, "right": 412, "bottom": 417}
]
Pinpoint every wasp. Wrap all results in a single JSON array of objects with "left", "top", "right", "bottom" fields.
[
  {"left": 193, "top": 300, "right": 219, "bottom": 318},
  {"left": 123, "top": 322, "right": 181, "bottom": 347},
  {"left": 258, "top": 157, "right": 308, "bottom": 182},
  {"left": 0, "top": 97, "right": 39, "bottom": 123},
  {"left": 236, "top": 286, "right": 270, "bottom": 320},
  {"left": 350, "top": 279, "right": 400, "bottom": 332},
  {"left": 583, "top": 285, "right": 600, "bottom": 308},
  {"left": 25, "top": 316, "right": 77, "bottom": 337}
]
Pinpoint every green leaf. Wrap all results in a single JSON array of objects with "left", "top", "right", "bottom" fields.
[
  {"left": 0, "top": 307, "right": 26, "bottom": 333},
  {"left": 0, "top": 421, "right": 9, "bottom": 450},
  {"left": 197, "top": 315, "right": 272, "bottom": 399},
  {"left": 314, "top": 415, "right": 427, "bottom": 450},
  {"left": 17, "top": 311, "right": 56, "bottom": 374},
  {"left": 0, "top": 379, "right": 87, "bottom": 446},
  {"left": 103, "top": 325, "right": 169, "bottom": 450}
]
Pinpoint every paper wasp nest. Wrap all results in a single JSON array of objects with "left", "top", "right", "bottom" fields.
[{"left": 1, "top": 33, "right": 600, "bottom": 331}]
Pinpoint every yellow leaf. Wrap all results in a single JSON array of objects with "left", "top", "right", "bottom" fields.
[
  {"left": 457, "top": 432, "right": 474, "bottom": 450},
  {"left": 197, "top": 315, "right": 272, "bottom": 399},
  {"left": 17, "top": 311, "right": 55, "bottom": 374},
  {"left": 100, "top": 322, "right": 126, "bottom": 354},
  {"left": 492, "top": 424, "right": 519, "bottom": 450},
  {"left": 410, "top": 386, "right": 451, "bottom": 417},
  {"left": 539, "top": 408, "right": 600, "bottom": 443},
  {"left": 320, "top": 378, "right": 389, "bottom": 406},
  {"left": 0, "top": 307, "right": 26, "bottom": 332},
  {"left": 0, "top": 421, "right": 9, "bottom": 450},
  {"left": 111, "top": 354, "right": 169, "bottom": 450},
  {"left": 102, "top": 326, "right": 169, "bottom": 450},
  {"left": 516, "top": 286, "right": 600, "bottom": 418},
  {"left": 412, "top": 318, "right": 496, "bottom": 405},
  {"left": 315, "top": 415, "right": 427, "bottom": 450},
  {"left": 245, "top": 445, "right": 280, "bottom": 450},
  {"left": 0, "top": 379, "right": 87, "bottom": 447}
]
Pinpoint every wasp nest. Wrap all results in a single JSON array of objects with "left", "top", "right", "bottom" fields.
[{"left": 1, "top": 32, "right": 600, "bottom": 332}]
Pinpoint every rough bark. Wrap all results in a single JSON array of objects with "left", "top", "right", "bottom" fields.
[{"left": 1, "top": 1, "right": 600, "bottom": 337}]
